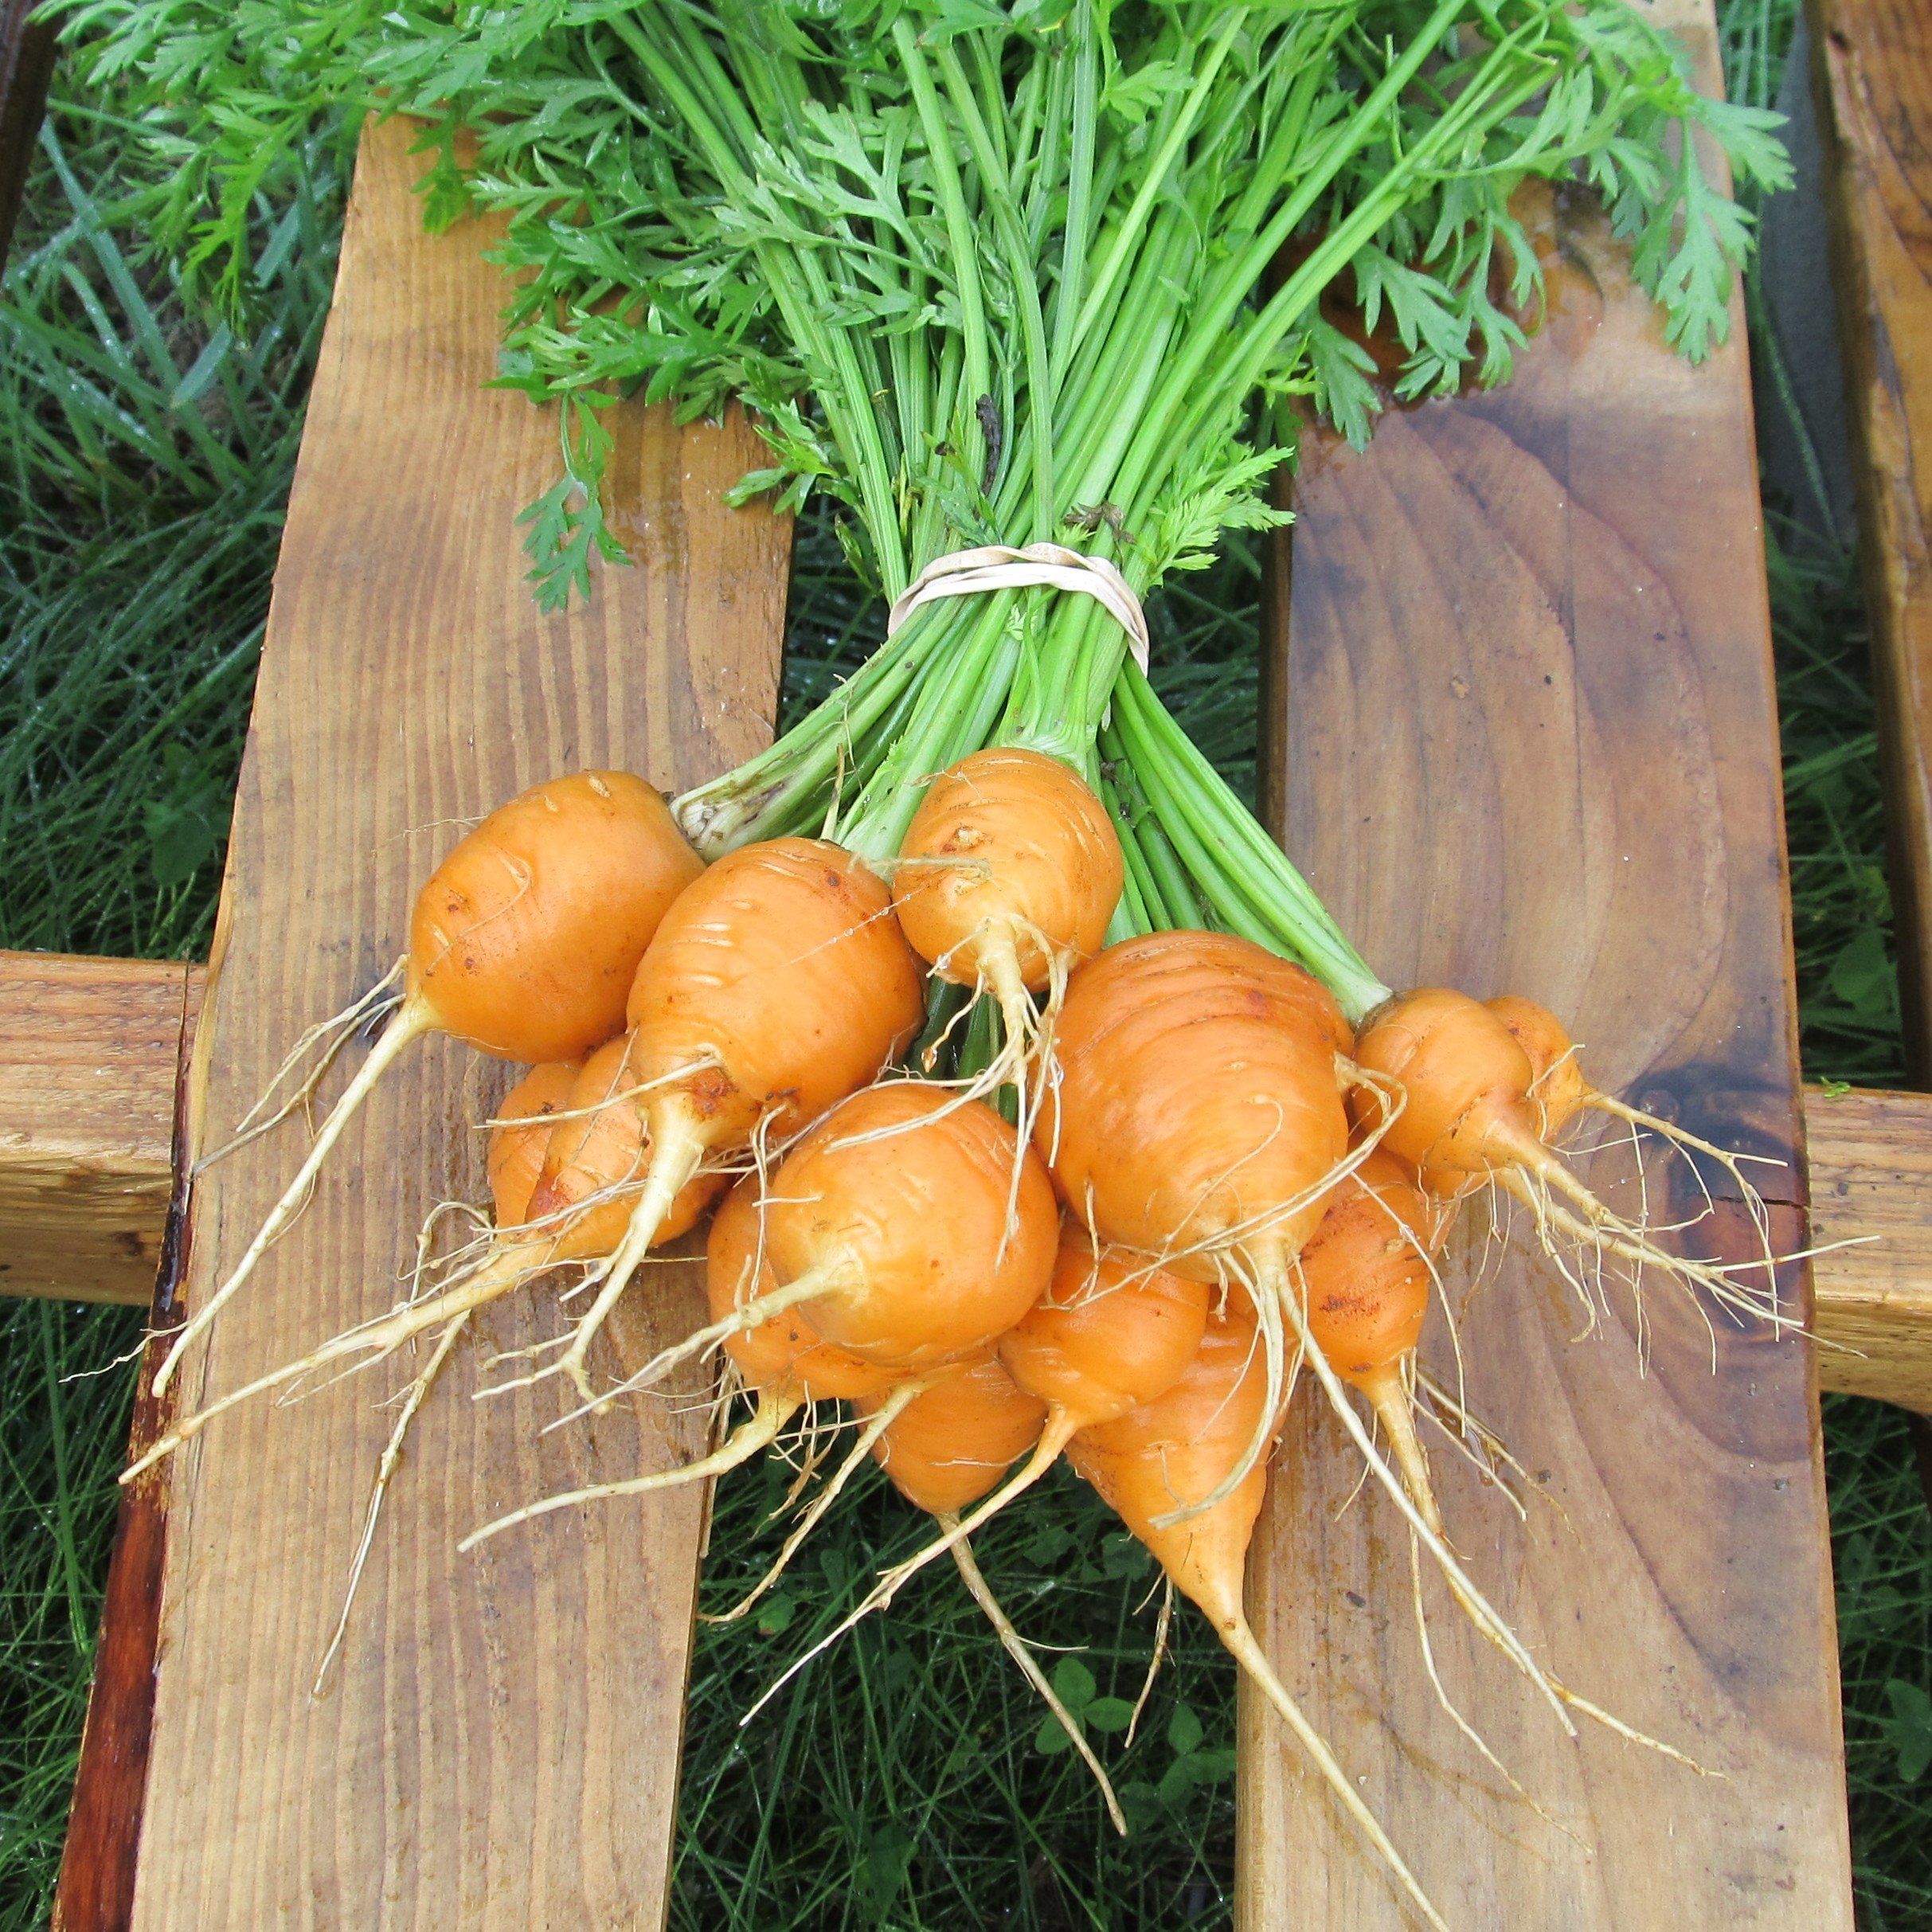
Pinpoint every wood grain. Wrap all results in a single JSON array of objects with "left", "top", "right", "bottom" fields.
[
  {"left": 1243, "top": 22, "right": 1854, "bottom": 1926},
  {"left": 53, "top": 1051, "right": 191, "bottom": 1932},
  {"left": 0, "top": 952, "right": 201, "bottom": 1304},
  {"left": 117, "top": 116, "right": 787, "bottom": 1932},
  {"left": 1805, "top": 1085, "right": 1932, "bottom": 1410},
  {"left": 1813, "top": 0, "right": 1932, "bottom": 1074}
]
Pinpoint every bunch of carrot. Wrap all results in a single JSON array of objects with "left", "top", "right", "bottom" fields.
[
  {"left": 143, "top": 722, "right": 1753, "bottom": 1922},
  {"left": 90, "top": 0, "right": 1795, "bottom": 1919}
]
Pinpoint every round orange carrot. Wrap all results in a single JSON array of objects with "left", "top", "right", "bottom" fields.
[
  {"left": 1354, "top": 984, "right": 1786, "bottom": 1336},
  {"left": 829, "top": 1226, "right": 1215, "bottom": 1636},
  {"left": 999, "top": 1229, "right": 1211, "bottom": 1430},
  {"left": 1299, "top": 1148, "right": 1437, "bottom": 1387},
  {"left": 893, "top": 745, "right": 1122, "bottom": 1000},
  {"left": 157, "top": 770, "right": 701, "bottom": 1396},
  {"left": 486, "top": 1060, "right": 584, "bottom": 1229},
  {"left": 704, "top": 1175, "right": 894, "bottom": 1404},
  {"left": 1296, "top": 1147, "right": 1448, "bottom": 1534},
  {"left": 523, "top": 1034, "right": 727, "bottom": 1261},
  {"left": 759, "top": 1081, "right": 1058, "bottom": 1371},
  {"left": 1352, "top": 988, "right": 1545, "bottom": 1197},
  {"left": 1039, "top": 930, "right": 1351, "bottom": 1276},
  {"left": 409, "top": 772, "right": 702, "bottom": 1063},
  {"left": 1037, "top": 929, "right": 1353, "bottom": 1508},
  {"left": 859, "top": 1354, "right": 1047, "bottom": 1515},
  {"left": 533, "top": 837, "right": 926, "bottom": 1398},
  {"left": 831, "top": 1339, "right": 1130, "bottom": 1836},
  {"left": 1484, "top": 993, "right": 1588, "bottom": 1139}
]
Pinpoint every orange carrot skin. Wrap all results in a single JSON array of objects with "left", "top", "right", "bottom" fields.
[
  {"left": 765, "top": 1081, "right": 1058, "bottom": 1370},
  {"left": 523, "top": 1036, "right": 725, "bottom": 1258},
  {"left": 999, "top": 1230, "right": 1210, "bottom": 1426},
  {"left": 1040, "top": 931, "right": 1351, "bottom": 1279},
  {"left": 1069, "top": 1313, "right": 1273, "bottom": 1629},
  {"left": 409, "top": 772, "right": 702, "bottom": 1062},
  {"left": 859, "top": 1355, "right": 1047, "bottom": 1515},
  {"left": 486, "top": 1061, "right": 582, "bottom": 1229},
  {"left": 1351, "top": 987, "right": 1544, "bottom": 1196},
  {"left": 893, "top": 748, "right": 1123, "bottom": 988},
  {"left": 1296, "top": 1148, "right": 1435, "bottom": 1387},
  {"left": 706, "top": 1177, "right": 895, "bottom": 1402},
  {"left": 1484, "top": 994, "right": 1588, "bottom": 1138},
  {"left": 624, "top": 837, "right": 925, "bottom": 1142},
  {"left": 1066, "top": 929, "right": 1352, "bottom": 1058}
]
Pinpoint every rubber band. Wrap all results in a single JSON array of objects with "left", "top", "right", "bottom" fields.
[{"left": 885, "top": 542, "right": 1150, "bottom": 671}]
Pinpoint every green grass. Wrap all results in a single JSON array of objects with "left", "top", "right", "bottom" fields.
[
  {"left": 2, "top": 21, "right": 1928, "bottom": 1932},
  {"left": 0, "top": 98, "right": 342, "bottom": 959},
  {"left": 0, "top": 1299, "right": 142, "bottom": 1921}
]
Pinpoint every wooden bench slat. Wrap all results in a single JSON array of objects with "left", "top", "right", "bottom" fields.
[
  {"left": 1243, "top": 6, "right": 1855, "bottom": 1914},
  {"left": 1805, "top": 1085, "right": 1932, "bottom": 1409},
  {"left": 12, "top": 958, "right": 1930, "bottom": 1427},
  {"left": 87, "top": 119, "right": 786, "bottom": 1932},
  {"left": 1813, "top": 0, "right": 1932, "bottom": 1075},
  {"left": 0, "top": 952, "right": 201, "bottom": 1303}
]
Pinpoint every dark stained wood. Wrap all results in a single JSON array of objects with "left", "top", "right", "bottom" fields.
[
  {"left": 52, "top": 1050, "right": 191, "bottom": 1932},
  {"left": 1813, "top": 0, "right": 1932, "bottom": 1077},
  {"left": 110, "top": 116, "right": 787, "bottom": 1930},
  {"left": 0, "top": 953, "right": 202, "bottom": 1304},
  {"left": 0, "top": 0, "right": 54, "bottom": 264},
  {"left": 1245, "top": 28, "right": 1854, "bottom": 1929}
]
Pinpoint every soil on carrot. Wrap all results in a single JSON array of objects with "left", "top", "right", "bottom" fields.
[{"left": 2, "top": 22, "right": 1926, "bottom": 1932}]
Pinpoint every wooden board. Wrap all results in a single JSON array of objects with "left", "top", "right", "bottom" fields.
[
  {"left": 1243, "top": 22, "right": 1856, "bottom": 1925},
  {"left": 0, "top": 952, "right": 201, "bottom": 1303},
  {"left": 14, "top": 959, "right": 1931, "bottom": 1415},
  {"left": 1813, "top": 0, "right": 1932, "bottom": 1074},
  {"left": 6, "top": 971, "right": 1925, "bottom": 1402},
  {"left": 1805, "top": 1085, "right": 1932, "bottom": 1410},
  {"left": 105, "top": 118, "right": 788, "bottom": 1931}
]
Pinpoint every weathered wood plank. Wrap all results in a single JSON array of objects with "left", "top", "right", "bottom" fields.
[
  {"left": 1812, "top": 0, "right": 1932, "bottom": 1075},
  {"left": 115, "top": 116, "right": 787, "bottom": 1932},
  {"left": 1243, "top": 20, "right": 1854, "bottom": 1926},
  {"left": 1805, "top": 1085, "right": 1932, "bottom": 1410},
  {"left": 0, "top": 952, "right": 201, "bottom": 1304}
]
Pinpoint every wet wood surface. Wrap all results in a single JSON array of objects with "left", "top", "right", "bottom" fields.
[
  {"left": 1813, "top": 0, "right": 1932, "bottom": 1074},
  {"left": 90, "top": 116, "right": 787, "bottom": 1932},
  {"left": 1245, "top": 13, "right": 1855, "bottom": 1921}
]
